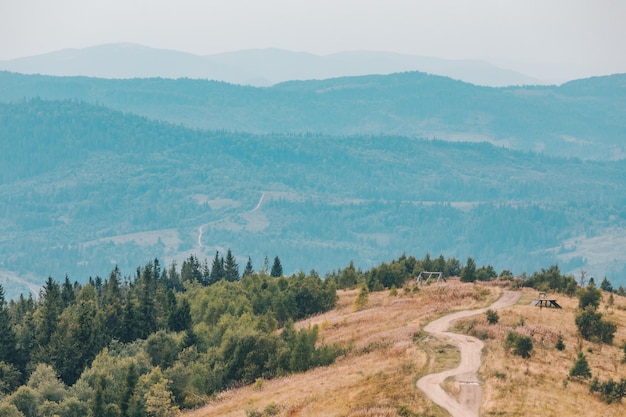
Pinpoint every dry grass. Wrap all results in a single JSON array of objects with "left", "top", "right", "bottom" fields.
[
  {"left": 183, "top": 283, "right": 626, "bottom": 417},
  {"left": 476, "top": 288, "right": 626, "bottom": 417},
  {"left": 183, "top": 280, "right": 497, "bottom": 417}
]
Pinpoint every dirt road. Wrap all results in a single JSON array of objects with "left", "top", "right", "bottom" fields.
[{"left": 416, "top": 291, "right": 520, "bottom": 417}]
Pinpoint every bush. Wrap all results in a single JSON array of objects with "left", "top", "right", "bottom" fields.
[
  {"left": 575, "top": 308, "right": 616, "bottom": 344},
  {"left": 555, "top": 334, "right": 565, "bottom": 351},
  {"left": 590, "top": 377, "right": 626, "bottom": 404},
  {"left": 485, "top": 309, "right": 499, "bottom": 325},
  {"left": 569, "top": 352, "right": 592, "bottom": 379},
  {"left": 505, "top": 331, "right": 533, "bottom": 358}
]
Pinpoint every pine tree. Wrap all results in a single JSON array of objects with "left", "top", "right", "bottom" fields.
[
  {"left": 121, "top": 362, "right": 139, "bottom": 417},
  {"left": 271, "top": 256, "right": 283, "bottom": 277},
  {"left": 460, "top": 257, "right": 477, "bottom": 282},
  {"left": 61, "top": 275, "right": 75, "bottom": 307},
  {"left": 570, "top": 351, "right": 592, "bottom": 379},
  {"left": 210, "top": 251, "right": 225, "bottom": 284},
  {"left": 224, "top": 249, "right": 240, "bottom": 282},
  {"left": 35, "top": 277, "right": 62, "bottom": 360},
  {"left": 353, "top": 284, "right": 369, "bottom": 311},
  {"left": 0, "top": 284, "right": 18, "bottom": 366},
  {"left": 243, "top": 256, "right": 254, "bottom": 277}
]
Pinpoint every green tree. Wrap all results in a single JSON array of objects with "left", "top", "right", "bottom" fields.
[
  {"left": 578, "top": 281, "right": 602, "bottom": 310},
  {"left": 0, "top": 361, "right": 22, "bottom": 395},
  {"left": 34, "top": 277, "right": 62, "bottom": 360},
  {"left": 243, "top": 257, "right": 254, "bottom": 277},
  {"left": 9, "top": 386, "right": 38, "bottom": 417},
  {"left": 353, "top": 284, "right": 369, "bottom": 311},
  {"left": 270, "top": 256, "right": 283, "bottom": 277},
  {"left": 569, "top": 351, "right": 592, "bottom": 379},
  {"left": 120, "top": 363, "right": 139, "bottom": 417},
  {"left": 0, "top": 402, "right": 25, "bottom": 417},
  {"left": 223, "top": 249, "right": 240, "bottom": 282},
  {"left": 144, "top": 380, "right": 179, "bottom": 417},
  {"left": 0, "top": 284, "right": 18, "bottom": 366},
  {"left": 460, "top": 257, "right": 477, "bottom": 283},
  {"left": 210, "top": 251, "right": 225, "bottom": 284},
  {"left": 27, "top": 363, "right": 66, "bottom": 404},
  {"left": 600, "top": 277, "right": 614, "bottom": 293},
  {"left": 575, "top": 307, "right": 616, "bottom": 344},
  {"left": 168, "top": 298, "right": 192, "bottom": 332}
]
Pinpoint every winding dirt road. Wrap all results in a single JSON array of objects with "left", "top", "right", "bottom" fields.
[{"left": 417, "top": 291, "right": 521, "bottom": 417}]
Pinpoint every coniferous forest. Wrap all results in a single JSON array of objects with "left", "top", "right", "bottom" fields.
[{"left": 0, "top": 252, "right": 341, "bottom": 416}]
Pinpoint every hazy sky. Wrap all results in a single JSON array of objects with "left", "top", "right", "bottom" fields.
[{"left": 1, "top": 0, "right": 625, "bottom": 79}]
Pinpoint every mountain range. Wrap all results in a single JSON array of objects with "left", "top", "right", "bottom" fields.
[
  {"left": 0, "top": 85, "right": 625, "bottom": 299},
  {"left": 1, "top": 70, "right": 625, "bottom": 161},
  {"left": 0, "top": 43, "right": 543, "bottom": 87}
]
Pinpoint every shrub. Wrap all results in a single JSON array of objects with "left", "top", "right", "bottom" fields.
[
  {"left": 590, "top": 377, "right": 626, "bottom": 404},
  {"left": 555, "top": 334, "right": 565, "bottom": 351},
  {"left": 354, "top": 285, "right": 369, "bottom": 311},
  {"left": 486, "top": 309, "right": 499, "bottom": 325},
  {"left": 569, "top": 352, "right": 592, "bottom": 379},
  {"left": 505, "top": 331, "right": 533, "bottom": 358},
  {"left": 575, "top": 308, "right": 616, "bottom": 344}
]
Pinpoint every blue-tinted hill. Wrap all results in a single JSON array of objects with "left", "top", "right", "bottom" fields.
[
  {"left": 1, "top": 99, "right": 625, "bottom": 299},
  {"left": 1, "top": 71, "right": 624, "bottom": 160}
]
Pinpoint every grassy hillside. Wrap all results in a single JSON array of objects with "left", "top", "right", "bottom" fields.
[
  {"left": 1, "top": 99, "right": 625, "bottom": 299},
  {"left": 183, "top": 282, "right": 626, "bottom": 417},
  {"left": 1, "top": 71, "right": 625, "bottom": 160}
]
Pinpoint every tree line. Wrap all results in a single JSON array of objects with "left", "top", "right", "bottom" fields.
[{"left": 0, "top": 252, "right": 336, "bottom": 417}]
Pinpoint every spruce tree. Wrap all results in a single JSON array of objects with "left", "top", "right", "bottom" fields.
[
  {"left": 243, "top": 256, "right": 254, "bottom": 277},
  {"left": 271, "top": 256, "right": 283, "bottom": 277},
  {"left": 570, "top": 351, "right": 592, "bottom": 379},
  {"left": 210, "top": 251, "right": 225, "bottom": 284},
  {"left": 0, "top": 284, "right": 18, "bottom": 366},
  {"left": 224, "top": 249, "right": 240, "bottom": 282}
]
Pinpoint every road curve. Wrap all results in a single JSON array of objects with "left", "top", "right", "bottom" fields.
[{"left": 417, "top": 291, "right": 520, "bottom": 417}]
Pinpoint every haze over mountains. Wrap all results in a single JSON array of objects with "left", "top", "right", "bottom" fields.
[
  {"left": 0, "top": 43, "right": 543, "bottom": 87},
  {"left": 0, "top": 53, "right": 625, "bottom": 300}
]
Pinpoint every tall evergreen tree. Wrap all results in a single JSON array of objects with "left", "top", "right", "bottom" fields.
[
  {"left": 35, "top": 277, "right": 62, "bottom": 360},
  {"left": 0, "top": 284, "right": 18, "bottom": 366},
  {"left": 271, "top": 256, "right": 283, "bottom": 277},
  {"left": 224, "top": 249, "right": 240, "bottom": 282},
  {"left": 460, "top": 257, "right": 477, "bottom": 282},
  {"left": 243, "top": 256, "right": 254, "bottom": 277},
  {"left": 61, "top": 275, "right": 76, "bottom": 307},
  {"left": 210, "top": 251, "right": 225, "bottom": 284}
]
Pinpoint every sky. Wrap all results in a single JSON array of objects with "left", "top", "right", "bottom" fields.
[{"left": 1, "top": 0, "right": 625, "bottom": 81}]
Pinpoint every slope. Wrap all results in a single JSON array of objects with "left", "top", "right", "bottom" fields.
[
  {"left": 1, "top": 99, "right": 625, "bottom": 299},
  {"left": 183, "top": 283, "right": 626, "bottom": 417},
  {"left": 1, "top": 71, "right": 625, "bottom": 160}
]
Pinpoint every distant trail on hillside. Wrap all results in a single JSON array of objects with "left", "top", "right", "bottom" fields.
[
  {"left": 196, "top": 192, "right": 266, "bottom": 250},
  {"left": 417, "top": 291, "right": 520, "bottom": 417}
]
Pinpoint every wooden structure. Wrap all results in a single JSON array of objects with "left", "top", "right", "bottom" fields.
[
  {"left": 416, "top": 271, "right": 445, "bottom": 285},
  {"left": 531, "top": 292, "right": 562, "bottom": 308}
]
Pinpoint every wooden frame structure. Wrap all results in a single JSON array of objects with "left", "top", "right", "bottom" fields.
[
  {"left": 531, "top": 292, "right": 562, "bottom": 308},
  {"left": 416, "top": 271, "right": 445, "bottom": 285}
]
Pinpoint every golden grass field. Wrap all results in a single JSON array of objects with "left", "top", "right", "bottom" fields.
[{"left": 183, "top": 280, "right": 626, "bottom": 417}]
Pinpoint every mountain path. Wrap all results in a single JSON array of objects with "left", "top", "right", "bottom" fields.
[
  {"left": 196, "top": 192, "right": 265, "bottom": 249},
  {"left": 416, "top": 290, "right": 520, "bottom": 417}
]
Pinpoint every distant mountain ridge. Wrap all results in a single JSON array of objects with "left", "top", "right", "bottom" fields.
[
  {"left": 1, "top": 70, "right": 624, "bottom": 160},
  {"left": 0, "top": 43, "right": 543, "bottom": 87}
]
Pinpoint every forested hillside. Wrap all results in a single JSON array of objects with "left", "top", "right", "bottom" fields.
[
  {"left": 0, "top": 254, "right": 340, "bottom": 416},
  {"left": 1, "top": 98, "right": 625, "bottom": 299},
  {"left": 1, "top": 71, "right": 625, "bottom": 160}
]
